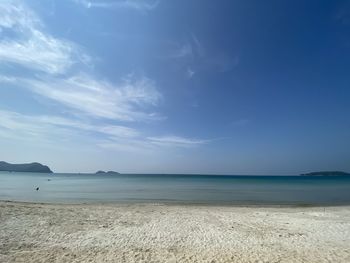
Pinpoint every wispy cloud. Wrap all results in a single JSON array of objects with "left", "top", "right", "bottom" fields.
[
  {"left": 6, "top": 74, "right": 163, "bottom": 121},
  {"left": 186, "top": 67, "right": 195, "bottom": 78},
  {"left": 0, "top": 110, "right": 81, "bottom": 143},
  {"left": 167, "top": 43, "right": 193, "bottom": 59},
  {"left": 0, "top": 1, "right": 89, "bottom": 74},
  {"left": 73, "top": 0, "right": 160, "bottom": 11},
  {"left": 0, "top": 110, "right": 206, "bottom": 152},
  {"left": 191, "top": 33, "right": 205, "bottom": 58},
  {"left": 167, "top": 33, "right": 239, "bottom": 77},
  {"left": 0, "top": 110, "right": 139, "bottom": 140},
  {"left": 0, "top": 109, "right": 150, "bottom": 153},
  {"left": 0, "top": 1, "right": 207, "bottom": 153},
  {"left": 167, "top": 35, "right": 204, "bottom": 61},
  {"left": 97, "top": 138, "right": 154, "bottom": 152},
  {"left": 99, "top": 135, "right": 207, "bottom": 152},
  {"left": 147, "top": 136, "right": 208, "bottom": 147},
  {"left": 0, "top": 1, "right": 161, "bottom": 122}
]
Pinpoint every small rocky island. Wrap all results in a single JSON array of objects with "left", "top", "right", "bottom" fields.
[
  {"left": 95, "top": 170, "right": 120, "bottom": 175},
  {"left": 0, "top": 161, "right": 53, "bottom": 173},
  {"left": 300, "top": 171, "right": 350, "bottom": 176}
]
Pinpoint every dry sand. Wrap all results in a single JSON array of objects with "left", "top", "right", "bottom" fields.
[{"left": 0, "top": 201, "right": 350, "bottom": 263}]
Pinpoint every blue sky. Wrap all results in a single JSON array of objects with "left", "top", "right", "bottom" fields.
[{"left": 0, "top": 0, "right": 349, "bottom": 174}]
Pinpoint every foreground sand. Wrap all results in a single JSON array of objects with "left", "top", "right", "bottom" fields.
[{"left": 0, "top": 202, "right": 350, "bottom": 263}]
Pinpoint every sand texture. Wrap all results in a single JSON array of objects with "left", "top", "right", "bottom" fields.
[{"left": 0, "top": 201, "right": 350, "bottom": 263}]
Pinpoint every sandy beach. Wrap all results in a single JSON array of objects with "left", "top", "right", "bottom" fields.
[{"left": 0, "top": 202, "right": 350, "bottom": 263}]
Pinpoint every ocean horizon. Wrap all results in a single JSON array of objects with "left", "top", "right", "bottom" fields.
[{"left": 1, "top": 172, "right": 350, "bottom": 205}]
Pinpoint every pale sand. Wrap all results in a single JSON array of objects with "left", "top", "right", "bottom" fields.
[{"left": 1, "top": 202, "right": 350, "bottom": 263}]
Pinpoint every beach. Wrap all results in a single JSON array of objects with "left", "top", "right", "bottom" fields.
[{"left": 1, "top": 202, "right": 350, "bottom": 262}]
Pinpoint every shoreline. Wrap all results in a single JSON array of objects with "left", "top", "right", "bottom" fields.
[
  {"left": 1, "top": 201, "right": 350, "bottom": 262},
  {"left": 1, "top": 199, "right": 350, "bottom": 208}
]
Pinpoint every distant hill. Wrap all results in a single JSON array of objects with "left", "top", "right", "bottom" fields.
[
  {"left": 0, "top": 161, "right": 53, "bottom": 173},
  {"left": 300, "top": 171, "right": 350, "bottom": 176},
  {"left": 95, "top": 170, "right": 120, "bottom": 175}
]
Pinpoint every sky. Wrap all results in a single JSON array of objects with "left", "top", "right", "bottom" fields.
[{"left": 0, "top": 0, "right": 350, "bottom": 174}]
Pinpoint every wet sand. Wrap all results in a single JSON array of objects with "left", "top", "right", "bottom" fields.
[{"left": 0, "top": 201, "right": 350, "bottom": 262}]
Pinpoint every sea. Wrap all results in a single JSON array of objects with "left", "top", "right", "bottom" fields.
[{"left": 1, "top": 172, "right": 350, "bottom": 205}]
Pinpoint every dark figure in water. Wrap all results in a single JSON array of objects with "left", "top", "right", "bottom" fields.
[{"left": 36, "top": 187, "right": 39, "bottom": 191}]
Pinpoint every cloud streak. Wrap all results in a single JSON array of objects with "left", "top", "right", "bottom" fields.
[
  {"left": 167, "top": 34, "right": 239, "bottom": 77},
  {"left": 0, "top": 110, "right": 206, "bottom": 151},
  {"left": 0, "top": 1, "right": 161, "bottom": 122},
  {"left": 0, "top": 110, "right": 139, "bottom": 139},
  {"left": 0, "top": 1, "right": 89, "bottom": 74},
  {"left": 73, "top": 0, "right": 160, "bottom": 11},
  {"left": 0, "top": 1, "right": 207, "bottom": 154},
  {"left": 14, "top": 74, "right": 162, "bottom": 121},
  {"left": 147, "top": 136, "right": 208, "bottom": 147}
]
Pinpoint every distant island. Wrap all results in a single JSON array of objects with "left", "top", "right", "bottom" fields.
[
  {"left": 300, "top": 171, "right": 350, "bottom": 176},
  {"left": 0, "top": 161, "right": 53, "bottom": 173},
  {"left": 95, "top": 170, "right": 120, "bottom": 175}
]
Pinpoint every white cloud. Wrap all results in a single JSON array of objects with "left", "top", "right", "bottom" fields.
[
  {"left": 0, "top": 110, "right": 205, "bottom": 152},
  {"left": 0, "top": 110, "right": 78, "bottom": 143},
  {"left": 0, "top": 1, "right": 161, "bottom": 122},
  {"left": 97, "top": 138, "right": 154, "bottom": 152},
  {"left": 73, "top": 0, "right": 160, "bottom": 11},
  {"left": 0, "top": 1, "right": 37, "bottom": 29},
  {"left": 0, "top": 31, "right": 76, "bottom": 75},
  {"left": 0, "top": 1, "right": 88, "bottom": 74},
  {"left": 147, "top": 136, "right": 207, "bottom": 147},
  {"left": 98, "top": 125, "right": 139, "bottom": 138},
  {"left": 5, "top": 74, "right": 162, "bottom": 121},
  {"left": 0, "top": 1, "right": 208, "bottom": 153},
  {"left": 35, "top": 115, "right": 140, "bottom": 138},
  {"left": 0, "top": 110, "right": 139, "bottom": 140},
  {"left": 98, "top": 135, "right": 207, "bottom": 152}
]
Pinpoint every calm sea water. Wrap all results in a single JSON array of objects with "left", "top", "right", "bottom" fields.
[{"left": 1, "top": 172, "right": 350, "bottom": 205}]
